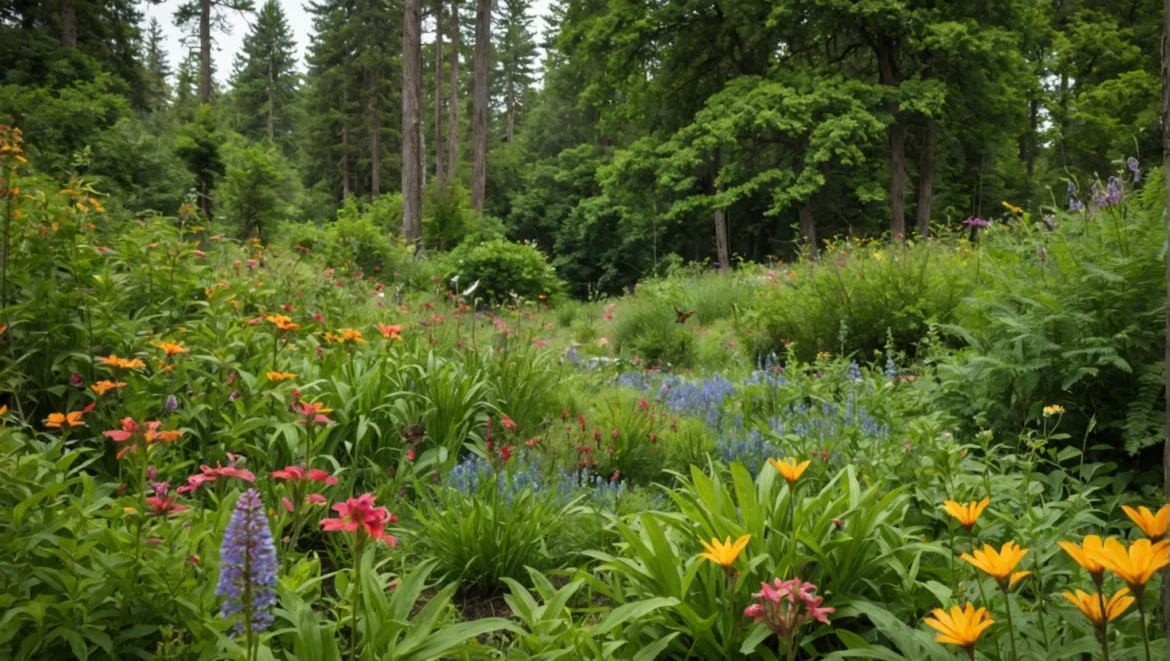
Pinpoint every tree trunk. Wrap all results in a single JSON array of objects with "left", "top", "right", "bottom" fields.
[
  {"left": 267, "top": 56, "right": 275, "bottom": 141},
  {"left": 448, "top": 0, "right": 459, "bottom": 181},
  {"left": 506, "top": 68, "right": 515, "bottom": 145},
  {"left": 470, "top": 0, "right": 491, "bottom": 213},
  {"left": 1026, "top": 98, "right": 1038, "bottom": 178},
  {"left": 434, "top": 0, "right": 445, "bottom": 185},
  {"left": 1159, "top": 0, "right": 1170, "bottom": 649},
  {"left": 370, "top": 69, "right": 381, "bottom": 198},
  {"left": 200, "top": 0, "right": 212, "bottom": 104},
  {"left": 915, "top": 116, "right": 935, "bottom": 238},
  {"left": 877, "top": 36, "right": 904, "bottom": 239},
  {"left": 61, "top": 0, "right": 76, "bottom": 48},
  {"left": 402, "top": 0, "right": 423, "bottom": 241},
  {"left": 799, "top": 201, "right": 816, "bottom": 255},
  {"left": 341, "top": 90, "right": 351, "bottom": 200},
  {"left": 712, "top": 146, "right": 729, "bottom": 273}
]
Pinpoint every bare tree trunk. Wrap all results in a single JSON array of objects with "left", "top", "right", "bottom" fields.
[
  {"left": 421, "top": 112, "right": 427, "bottom": 188},
  {"left": 470, "top": 0, "right": 491, "bottom": 212},
  {"left": 712, "top": 146, "right": 729, "bottom": 273},
  {"left": 402, "top": 0, "right": 423, "bottom": 241},
  {"left": 434, "top": 0, "right": 445, "bottom": 185},
  {"left": 61, "top": 0, "right": 76, "bottom": 48},
  {"left": 448, "top": 0, "right": 460, "bottom": 181},
  {"left": 915, "top": 116, "right": 935, "bottom": 237},
  {"left": 370, "top": 69, "right": 381, "bottom": 198},
  {"left": 506, "top": 68, "right": 515, "bottom": 144},
  {"left": 1160, "top": 0, "right": 1170, "bottom": 648},
  {"left": 200, "top": 0, "right": 212, "bottom": 104},
  {"left": 341, "top": 90, "right": 351, "bottom": 199},
  {"left": 799, "top": 201, "right": 816, "bottom": 255},
  {"left": 267, "top": 56, "right": 275, "bottom": 141},
  {"left": 877, "top": 36, "right": 904, "bottom": 239}
]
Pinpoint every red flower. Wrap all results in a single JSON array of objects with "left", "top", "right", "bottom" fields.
[
  {"left": 271, "top": 466, "right": 339, "bottom": 486},
  {"left": 320, "top": 493, "right": 398, "bottom": 545},
  {"left": 500, "top": 445, "right": 513, "bottom": 462},
  {"left": 146, "top": 495, "right": 190, "bottom": 516},
  {"left": 306, "top": 493, "right": 327, "bottom": 505},
  {"left": 500, "top": 414, "right": 518, "bottom": 433},
  {"left": 293, "top": 400, "right": 333, "bottom": 425},
  {"left": 176, "top": 464, "right": 256, "bottom": 494}
]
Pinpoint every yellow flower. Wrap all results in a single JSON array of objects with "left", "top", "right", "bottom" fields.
[
  {"left": 698, "top": 535, "right": 751, "bottom": 568},
  {"left": 267, "top": 371, "right": 297, "bottom": 381},
  {"left": 924, "top": 603, "right": 994, "bottom": 650},
  {"left": 961, "top": 541, "right": 1029, "bottom": 586},
  {"left": 339, "top": 328, "right": 367, "bottom": 344},
  {"left": 1057, "top": 535, "right": 1107, "bottom": 583},
  {"left": 1122, "top": 505, "right": 1168, "bottom": 540},
  {"left": 90, "top": 380, "right": 128, "bottom": 396},
  {"left": 1002, "top": 201, "right": 1024, "bottom": 215},
  {"left": 1062, "top": 588, "right": 1134, "bottom": 626},
  {"left": 45, "top": 411, "right": 86, "bottom": 428},
  {"left": 768, "top": 457, "right": 811, "bottom": 486},
  {"left": 943, "top": 497, "right": 990, "bottom": 528},
  {"left": 1094, "top": 538, "right": 1170, "bottom": 592},
  {"left": 1043, "top": 404, "right": 1064, "bottom": 417}
]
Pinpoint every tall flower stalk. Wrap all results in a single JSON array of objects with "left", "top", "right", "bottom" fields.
[{"left": 216, "top": 489, "right": 278, "bottom": 661}]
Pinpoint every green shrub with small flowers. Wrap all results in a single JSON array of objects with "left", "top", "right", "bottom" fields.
[{"left": 0, "top": 131, "right": 1166, "bottom": 661}]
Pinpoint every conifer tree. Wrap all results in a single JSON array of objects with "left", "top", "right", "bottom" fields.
[
  {"left": 143, "top": 18, "right": 171, "bottom": 111},
  {"left": 175, "top": 0, "right": 255, "bottom": 105},
  {"left": 492, "top": 0, "right": 536, "bottom": 145},
  {"left": 230, "top": 0, "right": 299, "bottom": 153}
]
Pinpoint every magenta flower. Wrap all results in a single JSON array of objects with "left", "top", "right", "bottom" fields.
[
  {"left": 744, "top": 577, "right": 835, "bottom": 645},
  {"left": 176, "top": 464, "right": 257, "bottom": 494},
  {"left": 963, "top": 217, "right": 990, "bottom": 228},
  {"left": 271, "top": 466, "right": 339, "bottom": 485},
  {"left": 320, "top": 493, "right": 398, "bottom": 545}
]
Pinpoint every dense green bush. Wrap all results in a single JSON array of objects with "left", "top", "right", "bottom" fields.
[
  {"left": 444, "top": 239, "right": 562, "bottom": 300},
  {"left": 741, "top": 239, "right": 975, "bottom": 361},
  {"left": 610, "top": 302, "right": 694, "bottom": 368},
  {"left": 935, "top": 182, "right": 1166, "bottom": 455},
  {"left": 279, "top": 197, "right": 413, "bottom": 277}
]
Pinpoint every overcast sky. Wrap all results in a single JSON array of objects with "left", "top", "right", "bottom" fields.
[{"left": 143, "top": 0, "right": 554, "bottom": 84}]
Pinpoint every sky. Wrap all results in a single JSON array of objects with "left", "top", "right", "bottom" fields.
[{"left": 143, "top": 0, "right": 554, "bottom": 84}]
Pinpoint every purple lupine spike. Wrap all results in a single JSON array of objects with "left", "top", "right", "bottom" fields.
[
  {"left": 165, "top": 394, "right": 178, "bottom": 411},
  {"left": 215, "top": 489, "right": 278, "bottom": 635},
  {"left": 1128, "top": 157, "right": 1140, "bottom": 183}
]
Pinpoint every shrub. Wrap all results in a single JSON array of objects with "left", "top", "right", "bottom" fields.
[
  {"left": 741, "top": 239, "right": 974, "bottom": 361},
  {"left": 279, "top": 197, "right": 413, "bottom": 277},
  {"left": 610, "top": 302, "right": 694, "bottom": 367},
  {"left": 422, "top": 182, "right": 474, "bottom": 250},
  {"left": 444, "top": 239, "right": 562, "bottom": 300}
]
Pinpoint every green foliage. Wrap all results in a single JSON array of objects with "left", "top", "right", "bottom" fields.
[
  {"left": 422, "top": 182, "right": 474, "bottom": 250},
  {"left": 217, "top": 137, "right": 299, "bottom": 239},
  {"left": 446, "top": 239, "right": 562, "bottom": 300},
  {"left": 610, "top": 302, "right": 694, "bottom": 368}
]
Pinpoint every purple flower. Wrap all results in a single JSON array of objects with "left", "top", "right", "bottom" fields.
[
  {"left": 165, "top": 394, "right": 179, "bottom": 411},
  {"left": 1128, "top": 156, "right": 1140, "bottom": 183},
  {"left": 215, "top": 489, "right": 278, "bottom": 635},
  {"left": 70, "top": 373, "right": 83, "bottom": 386},
  {"left": 963, "top": 217, "right": 990, "bottom": 228}
]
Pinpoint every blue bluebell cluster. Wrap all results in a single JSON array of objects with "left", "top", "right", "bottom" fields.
[
  {"left": 556, "top": 467, "right": 624, "bottom": 505},
  {"left": 216, "top": 489, "right": 278, "bottom": 635},
  {"left": 846, "top": 361, "right": 862, "bottom": 382},
  {"left": 716, "top": 427, "right": 785, "bottom": 476},
  {"left": 744, "top": 356, "right": 786, "bottom": 387},
  {"left": 446, "top": 452, "right": 628, "bottom": 508},
  {"left": 884, "top": 357, "right": 897, "bottom": 379},
  {"left": 618, "top": 371, "right": 735, "bottom": 426}
]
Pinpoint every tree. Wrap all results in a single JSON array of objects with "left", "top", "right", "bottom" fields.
[
  {"left": 493, "top": 0, "right": 537, "bottom": 144},
  {"left": 143, "top": 18, "right": 171, "bottom": 111},
  {"left": 175, "top": 0, "right": 255, "bottom": 105},
  {"left": 218, "top": 138, "right": 298, "bottom": 239},
  {"left": 230, "top": 0, "right": 299, "bottom": 152},
  {"left": 447, "top": 0, "right": 460, "bottom": 182},
  {"left": 433, "top": 0, "right": 445, "bottom": 184},
  {"left": 470, "top": 0, "right": 491, "bottom": 212},
  {"left": 403, "top": 0, "right": 423, "bottom": 241},
  {"left": 174, "top": 104, "right": 226, "bottom": 218}
]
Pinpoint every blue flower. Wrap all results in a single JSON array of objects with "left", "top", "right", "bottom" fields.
[{"left": 215, "top": 489, "right": 278, "bottom": 635}]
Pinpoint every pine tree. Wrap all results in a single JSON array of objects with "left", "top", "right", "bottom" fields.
[
  {"left": 230, "top": 0, "right": 299, "bottom": 153},
  {"left": 175, "top": 0, "right": 256, "bottom": 105},
  {"left": 143, "top": 18, "right": 171, "bottom": 111},
  {"left": 403, "top": 0, "right": 423, "bottom": 239},
  {"left": 492, "top": 0, "right": 536, "bottom": 145},
  {"left": 470, "top": 0, "right": 491, "bottom": 212}
]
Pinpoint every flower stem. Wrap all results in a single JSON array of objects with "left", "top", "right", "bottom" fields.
[
  {"left": 1137, "top": 594, "right": 1152, "bottom": 661},
  {"left": 967, "top": 527, "right": 988, "bottom": 607},
  {"left": 1095, "top": 589, "right": 1111, "bottom": 661},
  {"left": 1002, "top": 585, "right": 1019, "bottom": 661},
  {"left": 349, "top": 537, "right": 364, "bottom": 661}
]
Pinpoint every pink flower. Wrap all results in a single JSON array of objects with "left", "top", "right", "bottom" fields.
[
  {"left": 743, "top": 577, "right": 834, "bottom": 641},
  {"left": 175, "top": 464, "right": 256, "bottom": 494},
  {"left": 306, "top": 493, "right": 327, "bottom": 505},
  {"left": 146, "top": 495, "right": 190, "bottom": 517},
  {"left": 320, "top": 493, "right": 398, "bottom": 545},
  {"left": 281, "top": 497, "right": 294, "bottom": 513}
]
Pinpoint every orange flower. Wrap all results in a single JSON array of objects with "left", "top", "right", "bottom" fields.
[
  {"left": 267, "top": 371, "right": 297, "bottom": 381},
  {"left": 265, "top": 313, "right": 300, "bottom": 331},
  {"left": 152, "top": 341, "right": 188, "bottom": 357},
  {"left": 1062, "top": 588, "right": 1134, "bottom": 627},
  {"left": 339, "top": 328, "right": 367, "bottom": 344},
  {"left": 377, "top": 323, "right": 406, "bottom": 341},
  {"left": 100, "top": 355, "right": 146, "bottom": 370},
  {"left": 924, "top": 603, "right": 994, "bottom": 650},
  {"left": 943, "top": 497, "right": 990, "bottom": 528},
  {"left": 1058, "top": 535, "right": 1107, "bottom": 583},
  {"left": 46, "top": 410, "right": 86, "bottom": 428},
  {"left": 90, "top": 380, "right": 127, "bottom": 396},
  {"left": 961, "top": 541, "right": 1030, "bottom": 588},
  {"left": 768, "top": 457, "right": 810, "bottom": 486},
  {"left": 1094, "top": 538, "right": 1170, "bottom": 593},
  {"left": 1122, "top": 505, "right": 1169, "bottom": 540}
]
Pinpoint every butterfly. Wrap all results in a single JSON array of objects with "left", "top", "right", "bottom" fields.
[
  {"left": 401, "top": 421, "right": 427, "bottom": 446},
  {"left": 674, "top": 306, "right": 696, "bottom": 324}
]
